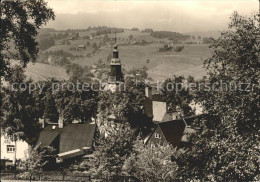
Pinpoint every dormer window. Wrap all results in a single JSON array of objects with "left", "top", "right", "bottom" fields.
[{"left": 155, "top": 133, "right": 161, "bottom": 139}]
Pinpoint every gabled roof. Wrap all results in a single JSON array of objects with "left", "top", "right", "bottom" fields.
[
  {"left": 144, "top": 119, "right": 186, "bottom": 147},
  {"left": 158, "top": 119, "right": 186, "bottom": 147},
  {"left": 59, "top": 124, "right": 96, "bottom": 153},
  {"left": 36, "top": 126, "right": 62, "bottom": 149}
]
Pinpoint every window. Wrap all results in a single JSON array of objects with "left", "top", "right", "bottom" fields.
[
  {"left": 7, "top": 145, "right": 15, "bottom": 153},
  {"left": 155, "top": 133, "right": 161, "bottom": 139}
]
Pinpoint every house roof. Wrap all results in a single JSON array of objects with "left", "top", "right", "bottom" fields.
[
  {"left": 36, "top": 125, "right": 62, "bottom": 149},
  {"left": 59, "top": 124, "right": 96, "bottom": 153},
  {"left": 158, "top": 119, "right": 186, "bottom": 147}
]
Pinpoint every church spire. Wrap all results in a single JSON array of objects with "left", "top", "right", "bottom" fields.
[{"left": 108, "top": 33, "right": 123, "bottom": 84}]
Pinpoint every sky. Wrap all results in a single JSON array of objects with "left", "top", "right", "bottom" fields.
[{"left": 45, "top": 0, "right": 259, "bottom": 33}]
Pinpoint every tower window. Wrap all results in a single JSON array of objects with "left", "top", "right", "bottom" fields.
[
  {"left": 7, "top": 145, "right": 15, "bottom": 153},
  {"left": 155, "top": 133, "right": 161, "bottom": 139}
]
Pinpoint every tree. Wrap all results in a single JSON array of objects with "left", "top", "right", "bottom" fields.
[
  {"left": 202, "top": 11, "right": 259, "bottom": 134},
  {"left": 43, "top": 91, "right": 59, "bottom": 123},
  {"left": 187, "top": 75, "right": 195, "bottom": 83},
  {"left": 75, "top": 32, "right": 80, "bottom": 39},
  {"left": 124, "top": 140, "right": 184, "bottom": 181},
  {"left": 98, "top": 86, "right": 146, "bottom": 127},
  {"left": 77, "top": 124, "right": 136, "bottom": 178},
  {"left": 92, "top": 42, "right": 97, "bottom": 50},
  {"left": 161, "top": 75, "right": 194, "bottom": 116},
  {"left": 174, "top": 45, "right": 184, "bottom": 52},
  {"left": 1, "top": 66, "right": 40, "bottom": 145},
  {"left": 1, "top": 0, "right": 55, "bottom": 81},
  {"left": 129, "top": 34, "right": 133, "bottom": 40},
  {"left": 202, "top": 37, "right": 214, "bottom": 44},
  {"left": 19, "top": 146, "right": 56, "bottom": 179},
  {"left": 55, "top": 82, "right": 99, "bottom": 124},
  {"left": 180, "top": 12, "right": 260, "bottom": 181}
]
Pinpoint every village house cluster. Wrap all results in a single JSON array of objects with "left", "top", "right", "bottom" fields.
[{"left": 1, "top": 43, "right": 203, "bottom": 168}]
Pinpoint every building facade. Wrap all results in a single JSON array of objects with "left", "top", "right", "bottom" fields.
[{"left": 1, "top": 135, "right": 29, "bottom": 164}]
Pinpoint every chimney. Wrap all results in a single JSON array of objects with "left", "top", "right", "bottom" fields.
[
  {"left": 58, "top": 117, "right": 63, "bottom": 128},
  {"left": 145, "top": 86, "right": 152, "bottom": 99},
  {"left": 39, "top": 118, "right": 45, "bottom": 128}
]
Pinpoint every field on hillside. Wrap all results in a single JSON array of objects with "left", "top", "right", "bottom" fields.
[
  {"left": 71, "top": 43, "right": 212, "bottom": 81},
  {"left": 25, "top": 63, "right": 69, "bottom": 81},
  {"left": 36, "top": 29, "right": 213, "bottom": 82}
]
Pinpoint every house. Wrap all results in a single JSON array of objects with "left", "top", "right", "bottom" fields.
[
  {"left": 67, "top": 33, "right": 75, "bottom": 40},
  {"left": 142, "top": 86, "right": 204, "bottom": 147},
  {"left": 143, "top": 86, "right": 184, "bottom": 123},
  {"left": 35, "top": 122, "right": 96, "bottom": 162},
  {"left": 144, "top": 119, "right": 186, "bottom": 147},
  {"left": 78, "top": 45, "right": 86, "bottom": 50},
  {"left": 0, "top": 135, "right": 29, "bottom": 165}
]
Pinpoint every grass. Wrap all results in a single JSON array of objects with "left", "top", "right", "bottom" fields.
[
  {"left": 32, "top": 29, "right": 213, "bottom": 82},
  {"left": 25, "top": 62, "right": 69, "bottom": 81}
]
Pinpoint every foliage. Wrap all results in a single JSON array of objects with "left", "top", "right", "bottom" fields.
[
  {"left": 180, "top": 12, "right": 260, "bottom": 181},
  {"left": 37, "top": 33, "right": 55, "bottom": 50},
  {"left": 131, "top": 27, "right": 139, "bottom": 31},
  {"left": 161, "top": 75, "right": 194, "bottom": 116},
  {"left": 202, "top": 12, "right": 260, "bottom": 134},
  {"left": 98, "top": 85, "right": 146, "bottom": 127},
  {"left": 202, "top": 37, "right": 214, "bottom": 44},
  {"left": 1, "top": 66, "right": 40, "bottom": 145},
  {"left": 150, "top": 31, "right": 189, "bottom": 42},
  {"left": 55, "top": 82, "right": 99, "bottom": 123},
  {"left": 19, "top": 146, "right": 57, "bottom": 178},
  {"left": 174, "top": 45, "right": 184, "bottom": 52},
  {"left": 124, "top": 140, "right": 184, "bottom": 181},
  {"left": 129, "top": 34, "right": 133, "bottom": 40},
  {"left": 43, "top": 91, "right": 59, "bottom": 123},
  {"left": 1, "top": 0, "right": 55, "bottom": 80},
  {"left": 95, "top": 27, "right": 123, "bottom": 36},
  {"left": 159, "top": 44, "right": 173, "bottom": 52},
  {"left": 77, "top": 124, "right": 136, "bottom": 178}
]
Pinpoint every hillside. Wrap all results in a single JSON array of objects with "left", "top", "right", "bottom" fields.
[
  {"left": 25, "top": 63, "right": 69, "bottom": 81},
  {"left": 27, "top": 28, "right": 213, "bottom": 82}
]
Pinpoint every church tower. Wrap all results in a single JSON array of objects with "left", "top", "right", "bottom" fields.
[{"left": 108, "top": 44, "right": 124, "bottom": 83}]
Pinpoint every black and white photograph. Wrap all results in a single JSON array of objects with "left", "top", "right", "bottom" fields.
[{"left": 0, "top": 0, "right": 259, "bottom": 181}]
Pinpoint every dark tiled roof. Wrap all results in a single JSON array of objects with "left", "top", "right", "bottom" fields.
[
  {"left": 161, "top": 113, "right": 173, "bottom": 122},
  {"left": 36, "top": 126, "right": 62, "bottom": 149},
  {"left": 184, "top": 114, "right": 205, "bottom": 125},
  {"left": 59, "top": 124, "right": 96, "bottom": 153},
  {"left": 159, "top": 119, "right": 186, "bottom": 147}
]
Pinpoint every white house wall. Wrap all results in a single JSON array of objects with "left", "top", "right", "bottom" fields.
[{"left": 1, "top": 135, "right": 29, "bottom": 162}]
